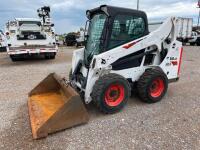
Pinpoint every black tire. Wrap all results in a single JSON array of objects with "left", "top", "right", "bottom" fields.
[
  {"left": 10, "top": 56, "right": 17, "bottom": 62},
  {"left": 0, "top": 47, "right": 7, "bottom": 52},
  {"left": 10, "top": 55, "right": 20, "bottom": 62},
  {"left": 197, "top": 40, "right": 200, "bottom": 46},
  {"left": 45, "top": 53, "right": 55, "bottom": 59},
  {"left": 69, "top": 69, "right": 72, "bottom": 80},
  {"left": 50, "top": 54, "right": 56, "bottom": 59},
  {"left": 45, "top": 54, "right": 50, "bottom": 59},
  {"left": 137, "top": 69, "right": 168, "bottom": 103},
  {"left": 92, "top": 73, "right": 131, "bottom": 114},
  {"left": 190, "top": 42, "right": 196, "bottom": 46}
]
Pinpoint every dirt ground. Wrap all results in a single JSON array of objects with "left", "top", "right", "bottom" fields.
[{"left": 0, "top": 46, "right": 200, "bottom": 150}]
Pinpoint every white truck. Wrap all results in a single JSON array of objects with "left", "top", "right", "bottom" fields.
[
  {"left": 188, "top": 31, "right": 200, "bottom": 46},
  {"left": 6, "top": 6, "right": 58, "bottom": 61},
  {"left": 0, "top": 30, "right": 7, "bottom": 52},
  {"left": 149, "top": 18, "right": 193, "bottom": 44}
]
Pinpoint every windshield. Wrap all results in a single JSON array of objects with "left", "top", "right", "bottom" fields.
[
  {"left": 85, "top": 14, "right": 107, "bottom": 66},
  {"left": 19, "top": 21, "right": 41, "bottom": 26}
]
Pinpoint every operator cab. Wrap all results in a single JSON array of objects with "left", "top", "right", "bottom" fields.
[{"left": 84, "top": 5, "right": 149, "bottom": 66}]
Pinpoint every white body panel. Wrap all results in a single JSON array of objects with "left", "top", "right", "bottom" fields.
[
  {"left": 72, "top": 17, "right": 183, "bottom": 104},
  {"left": 148, "top": 22, "right": 163, "bottom": 32}
]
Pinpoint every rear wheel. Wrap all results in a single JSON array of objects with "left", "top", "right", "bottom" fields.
[
  {"left": 137, "top": 69, "right": 168, "bottom": 103},
  {"left": 0, "top": 47, "right": 7, "bottom": 52},
  {"left": 10, "top": 56, "right": 17, "bottom": 62},
  {"left": 45, "top": 53, "right": 55, "bottom": 59},
  {"left": 190, "top": 42, "right": 196, "bottom": 46},
  {"left": 92, "top": 73, "right": 131, "bottom": 114},
  {"left": 196, "top": 40, "right": 200, "bottom": 46},
  {"left": 50, "top": 54, "right": 56, "bottom": 59},
  {"left": 10, "top": 55, "right": 21, "bottom": 62},
  {"left": 69, "top": 69, "right": 72, "bottom": 80},
  {"left": 45, "top": 54, "right": 50, "bottom": 59}
]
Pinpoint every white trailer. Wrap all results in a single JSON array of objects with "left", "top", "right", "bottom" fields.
[
  {"left": 6, "top": 6, "right": 58, "bottom": 61},
  {"left": 0, "top": 30, "right": 7, "bottom": 52},
  {"left": 149, "top": 18, "right": 193, "bottom": 44},
  {"left": 176, "top": 17, "right": 193, "bottom": 43}
]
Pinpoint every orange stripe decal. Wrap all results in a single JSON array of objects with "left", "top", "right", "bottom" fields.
[{"left": 178, "top": 47, "right": 183, "bottom": 76}]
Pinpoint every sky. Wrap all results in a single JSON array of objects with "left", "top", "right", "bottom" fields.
[{"left": 0, "top": 0, "right": 199, "bottom": 34}]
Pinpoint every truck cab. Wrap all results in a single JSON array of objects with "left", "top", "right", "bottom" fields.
[{"left": 188, "top": 31, "right": 200, "bottom": 46}]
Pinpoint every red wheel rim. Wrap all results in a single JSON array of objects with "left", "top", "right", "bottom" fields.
[
  {"left": 150, "top": 78, "right": 164, "bottom": 98},
  {"left": 105, "top": 84, "right": 125, "bottom": 107}
]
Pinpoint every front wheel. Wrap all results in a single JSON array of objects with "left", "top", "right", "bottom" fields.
[
  {"left": 92, "top": 73, "right": 131, "bottom": 114},
  {"left": 10, "top": 55, "right": 21, "bottom": 62},
  {"left": 69, "top": 69, "right": 72, "bottom": 80},
  {"left": 196, "top": 40, "right": 200, "bottom": 46},
  {"left": 137, "top": 69, "right": 168, "bottom": 103}
]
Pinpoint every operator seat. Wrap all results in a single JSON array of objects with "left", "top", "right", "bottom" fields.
[{"left": 117, "top": 24, "right": 129, "bottom": 41}]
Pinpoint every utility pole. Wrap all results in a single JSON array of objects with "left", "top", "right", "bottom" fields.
[
  {"left": 198, "top": 0, "right": 200, "bottom": 29},
  {"left": 137, "top": 0, "right": 140, "bottom": 10},
  {"left": 198, "top": 10, "right": 200, "bottom": 29}
]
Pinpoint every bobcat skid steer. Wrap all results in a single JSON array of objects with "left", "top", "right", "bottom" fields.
[{"left": 28, "top": 5, "right": 183, "bottom": 139}]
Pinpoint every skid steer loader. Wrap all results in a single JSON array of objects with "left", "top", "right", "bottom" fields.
[{"left": 28, "top": 5, "right": 183, "bottom": 139}]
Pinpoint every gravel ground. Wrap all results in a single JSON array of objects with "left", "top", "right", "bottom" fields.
[{"left": 0, "top": 46, "right": 200, "bottom": 150}]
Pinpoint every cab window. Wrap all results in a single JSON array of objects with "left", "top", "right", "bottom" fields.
[{"left": 108, "top": 15, "right": 145, "bottom": 49}]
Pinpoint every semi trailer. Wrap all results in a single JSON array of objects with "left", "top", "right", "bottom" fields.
[{"left": 148, "top": 18, "right": 193, "bottom": 45}]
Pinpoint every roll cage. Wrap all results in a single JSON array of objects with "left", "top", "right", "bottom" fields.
[{"left": 84, "top": 5, "right": 149, "bottom": 66}]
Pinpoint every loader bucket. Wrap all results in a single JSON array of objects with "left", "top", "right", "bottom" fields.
[{"left": 28, "top": 73, "right": 89, "bottom": 139}]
